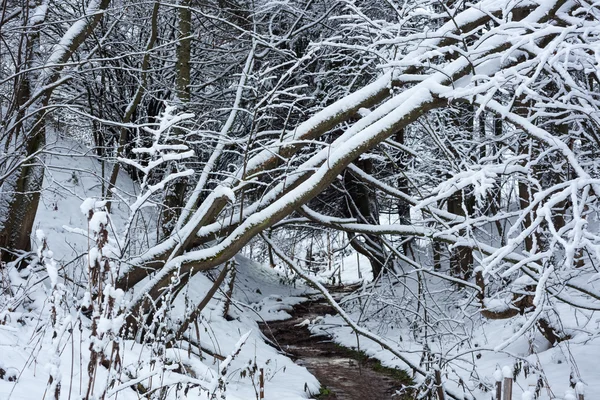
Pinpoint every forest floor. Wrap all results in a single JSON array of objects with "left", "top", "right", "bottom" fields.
[
  {"left": 9, "top": 134, "right": 596, "bottom": 400},
  {"left": 259, "top": 286, "right": 413, "bottom": 400}
]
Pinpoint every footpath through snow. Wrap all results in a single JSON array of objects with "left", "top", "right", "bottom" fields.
[{"left": 259, "top": 286, "right": 413, "bottom": 399}]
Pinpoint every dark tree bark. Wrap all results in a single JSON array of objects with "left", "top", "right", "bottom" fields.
[
  {"left": 395, "top": 129, "right": 412, "bottom": 256},
  {"left": 161, "top": 0, "right": 192, "bottom": 237},
  {"left": 343, "top": 158, "right": 388, "bottom": 278},
  {"left": 447, "top": 105, "right": 476, "bottom": 279},
  {"left": 447, "top": 190, "right": 474, "bottom": 279}
]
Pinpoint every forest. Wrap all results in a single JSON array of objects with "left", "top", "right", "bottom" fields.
[{"left": 0, "top": 0, "right": 599, "bottom": 398}]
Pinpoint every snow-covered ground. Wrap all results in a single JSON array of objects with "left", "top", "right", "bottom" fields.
[
  {"left": 305, "top": 265, "right": 599, "bottom": 400},
  {"left": 272, "top": 251, "right": 373, "bottom": 287},
  {"left": 1, "top": 135, "right": 597, "bottom": 400},
  {"left": 0, "top": 136, "right": 321, "bottom": 400},
  {"left": 0, "top": 256, "right": 321, "bottom": 400},
  {"left": 34, "top": 135, "right": 140, "bottom": 261}
]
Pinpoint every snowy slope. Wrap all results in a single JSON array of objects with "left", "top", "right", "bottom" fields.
[
  {"left": 306, "top": 265, "right": 600, "bottom": 400},
  {"left": 0, "top": 136, "right": 321, "bottom": 400}
]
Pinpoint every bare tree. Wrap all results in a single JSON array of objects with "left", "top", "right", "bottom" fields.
[{"left": 0, "top": 0, "right": 111, "bottom": 261}]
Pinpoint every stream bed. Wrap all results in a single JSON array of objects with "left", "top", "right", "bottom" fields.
[{"left": 258, "top": 294, "right": 411, "bottom": 399}]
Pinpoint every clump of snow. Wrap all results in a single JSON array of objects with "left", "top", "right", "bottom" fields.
[
  {"left": 521, "top": 390, "right": 533, "bottom": 400},
  {"left": 80, "top": 198, "right": 107, "bottom": 218},
  {"left": 36, "top": 229, "right": 46, "bottom": 242},
  {"left": 97, "top": 317, "right": 112, "bottom": 335},
  {"left": 564, "top": 389, "right": 577, "bottom": 400},
  {"left": 44, "top": 355, "right": 61, "bottom": 387},
  {"left": 45, "top": 257, "right": 58, "bottom": 288},
  {"left": 89, "top": 211, "right": 108, "bottom": 232},
  {"left": 502, "top": 365, "right": 513, "bottom": 379},
  {"left": 513, "top": 274, "right": 536, "bottom": 287},
  {"left": 296, "top": 318, "right": 310, "bottom": 327},
  {"left": 88, "top": 247, "right": 100, "bottom": 265},
  {"left": 213, "top": 186, "right": 236, "bottom": 203},
  {"left": 81, "top": 291, "right": 91, "bottom": 308},
  {"left": 494, "top": 368, "right": 503, "bottom": 382},
  {"left": 484, "top": 298, "right": 512, "bottom": 313},
  {"left": 80, "top": 198, "right": 96, "bottom": 217},
  {"left": 358, "top": 107, "right": 371, "bottom": 117},
  {"left": 29, "top": 3, "right": 48, "bottom": 24},
  {"left": 103, "top": 285, "right": 124, "bottom": 304}
]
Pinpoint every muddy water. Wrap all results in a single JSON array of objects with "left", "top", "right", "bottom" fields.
[{"left": 259, "top": 296, "right": 409, "bottom": 399}]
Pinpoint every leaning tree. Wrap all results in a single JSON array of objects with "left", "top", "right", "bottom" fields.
[{"left": 2, "top": 0, "right": 600, "bottom": 397}]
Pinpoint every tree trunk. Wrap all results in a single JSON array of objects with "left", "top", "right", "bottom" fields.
[
  {"left": 0, "top": 121, "right": 45, "bottom": 262},
  {"left": 447, "top": 190, "right": 474, "bottom": 279},
  {"left": 161, "top": 0, "right": 192, "bottom": 237},
  {"left": 343, "top": 158, "right": 388, "bottom": 278},
  {"left": 395, "top": 129, "right": 412, "bottom": 256},
  {"left": 447, "top": 105, "right": 475, "bottom": 280},
  {"left": 0, "top": 2, "right": 45, "bottom": 261}
]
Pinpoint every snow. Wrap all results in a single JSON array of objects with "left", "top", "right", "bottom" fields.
[
  {"left": 29, "top": 2, "right": 48, "bottom": 24},
  {"left": 165, "top": 79, "right": 441, "bottom": 275},
  {"left": 169, "top": 255, "right": 320, "bottom": 398},
  {"left": 235, "top": 71, "right": 394, "bottom": 183},
  {"left": 0, "top": 246, "right": 320, "bottom": 400},
  {"left": 575, "top": 381, "right": 585, "bottom": 395},
  {"left": 564, "top": 389, "right": 576, "bottom": 400},
  {"left": 79, "top": 197, "right": 97, "bottom": 217},
  {"left": 5, "top": 131, "right": 600, "bottom": 400},
  {"left": 29, "top": 145, "right": 324, "bottom": 400},
  {"left": 176, "top": 43, "right": 254, "bottom": 231},
  {"left": 494, "top": 368, "right": 503, "bottom": 382},
  {"left": 4, "top": 1, "right": 600, "bottom": 399},
  {"left": 44, "top": 255, "right": 58, "bottom": 288},
  {"left": 300, "top": 272, "right": 600, "bottom": 400},
  {"left": 39, "top": 0, "right": 106, "bottom": 85},
  {"left": 35, "top": 229, "right": 45, "bottom": 242},
  {"left": 88, "top": 210, "right": 108, "bottom": 232},
  {"left": 32, "top": 135, "right": 140, "bottom": 264},
  {"left": 311, "top": 252, "right": 372, "bottom": 285},
  {"left": 23, "top": 134, "right": 600, "bottom": 400}
]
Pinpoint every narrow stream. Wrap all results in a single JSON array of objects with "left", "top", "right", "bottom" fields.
[{"left": 259, "top": 293, "right": 410, "bottom": 399}]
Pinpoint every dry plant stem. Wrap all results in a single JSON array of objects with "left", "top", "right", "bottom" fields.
[
  {"left": 434, "top": 369, "right": 445, "bottom": 400},
  {"left": 502, "top": 377, "right": 513, "bottom": 400},
  {"left": 259, "top": 368, "right": 264, "bottom": 399},
  {"left": 222, "top": 263, "right": 236, "bottom": 319}
]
